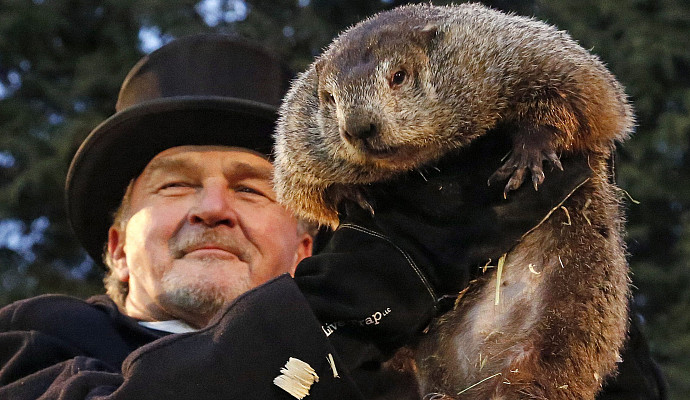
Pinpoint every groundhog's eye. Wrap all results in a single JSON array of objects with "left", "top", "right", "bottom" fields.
[
  {"left": 321, "top": 91, "right": 336, "bottom": 105},
  {"left": 391, "top": 70, "right": 407, "bottom": 87}
]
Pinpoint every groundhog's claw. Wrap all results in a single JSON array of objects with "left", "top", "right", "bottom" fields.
[
  {"left": 547, "top": 152, "right": 563, "bottom": 171},
  {"left": 488, "top": 125, "right": 564, "bottom": 198},
  {"left": 488, "top": 145, "right": 562, "bottom": 199},
  {"left": 531, "top": 166, "right": 545, "bottom": 190}
]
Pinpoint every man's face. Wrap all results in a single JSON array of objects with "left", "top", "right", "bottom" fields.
[{"left": 108, "top": 145, "right": 312, "bottom": 328}]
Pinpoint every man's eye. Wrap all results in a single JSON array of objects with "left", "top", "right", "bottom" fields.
[
  {"left": 158, "top": 182, "right": 194, "bottom": 193},
  {"left": 236, "top": 186, "right": 263, "bottom": 195},
  {"left": 161, "top": 182, "right": 187, "bottom": 188}
]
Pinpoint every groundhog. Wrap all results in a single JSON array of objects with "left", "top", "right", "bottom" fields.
[{"left": 275, "top": 3, "right": 633, "bottom": 399}]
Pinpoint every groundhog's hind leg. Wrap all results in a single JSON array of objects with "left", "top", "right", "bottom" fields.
[{"left": 488, "top": 124, "right": 563, "bottom": 198}]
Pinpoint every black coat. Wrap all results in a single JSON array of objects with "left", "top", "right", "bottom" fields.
[
  {"left": 0, "top": 277, "right": 666, "bottom": 400},
  {"left": 0, "top": 245, "right": 668, "bottom": 397},
  {"left": 0, "top": 275, "right": 363, "bottom": 399}
]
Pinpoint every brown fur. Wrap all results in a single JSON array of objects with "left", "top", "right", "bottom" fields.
[
  {"left": 274, "top": 3, "right": 632, "bottom": 399},
  {"left": 413, "top": 155, "right": 629, "bottom": 399}
]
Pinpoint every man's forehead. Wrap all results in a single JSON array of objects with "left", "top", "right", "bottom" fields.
[
  {"left": 153, "top": 145, "right": 269, "bottom": 161},
  {"left": 141, "top": 145, "right": 274, "bottom": 178}
]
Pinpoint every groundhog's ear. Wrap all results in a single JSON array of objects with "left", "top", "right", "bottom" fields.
[
  {"left": 314, "top": 58, "right": 326, "bottom": 77},
  {"left": 413, "top": 23, "right": 441, "bottom": 47}
]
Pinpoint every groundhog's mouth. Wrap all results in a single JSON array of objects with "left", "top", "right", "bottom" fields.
[
  {"left": 356, "top": 142, "right": 428, "bottom": 167},
  {"left": 362, "top": 144, "right": 397, "bottom": 158},
  {"left": 344, "top": 138, "right": 430, "bottom": 169},
  {"left": 342, "top": 132, "right": 414, "bottom": 161}
]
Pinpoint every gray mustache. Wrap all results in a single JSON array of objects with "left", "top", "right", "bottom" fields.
[{"left": 169, "top": 229, "right": 247, "bottom": 261}]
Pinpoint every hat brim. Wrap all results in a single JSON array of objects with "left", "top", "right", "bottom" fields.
[{"left": 66, "top": 97, "right": 277, "bottom": 265}]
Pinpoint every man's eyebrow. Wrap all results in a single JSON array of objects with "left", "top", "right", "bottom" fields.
[
  {"left": 144, "top": 157, "right": 197, "bottom": 176},
  {"left": 227, "top": 161, "right": 274, "bottom": 182},
  {"left": 143, "top": 157, "right": 274, "bottom": 181}
]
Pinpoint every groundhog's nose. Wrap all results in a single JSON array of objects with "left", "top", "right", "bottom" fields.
[{"left": 341, "top": 120, "right": 378, "bottom": 142}]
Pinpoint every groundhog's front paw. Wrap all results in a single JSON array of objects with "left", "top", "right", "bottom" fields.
[{"left": 487, "top": 126, "right": 563, "bottom": 198}]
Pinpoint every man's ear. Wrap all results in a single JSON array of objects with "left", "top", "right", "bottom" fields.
[
  {"left": 289, "top": 233, "right": 314, "bottom": 276},
  {"left": 107, "top": 226, "right": 130, "bottom": 282}
]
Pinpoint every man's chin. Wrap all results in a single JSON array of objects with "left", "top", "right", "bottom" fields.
[{"left": 159, "top": 274, "right": 253, "bottom": 324}]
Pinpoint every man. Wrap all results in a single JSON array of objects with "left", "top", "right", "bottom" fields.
[
  {"left": 0, "top": 34, "right": 665, "bottom": 400},
  {"left": 67, "top": 35, "right": 313, "bottom": 330},
  {"left": 0, "top": 34, "right": 348, "bottom": 399}
]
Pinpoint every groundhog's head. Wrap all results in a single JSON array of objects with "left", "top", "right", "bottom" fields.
[
  {"left": 275, "top": 6, "right": 460, "bottom": 226},
  {"left": 274, "top": 5, "right": 482, "bottom": 226},
  {"left": 312, "top": 19, "right": 454, "bottom": 177}
]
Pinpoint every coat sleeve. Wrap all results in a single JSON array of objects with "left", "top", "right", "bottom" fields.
[{"left": 0, "top": 275, "right": 364, "bottom": 400}]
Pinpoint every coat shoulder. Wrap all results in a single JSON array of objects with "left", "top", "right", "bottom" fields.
[{"left": 0, "top": 294, "right": 111, "bottom": 332}]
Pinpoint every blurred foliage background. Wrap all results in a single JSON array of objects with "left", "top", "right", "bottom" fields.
[{"left": 1, "top": 0, "right": 688, "bottom": 398}]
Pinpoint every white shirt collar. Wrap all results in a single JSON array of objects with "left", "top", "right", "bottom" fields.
[{"left": 138, "top": 320, "right": 198, "bottom": 334}]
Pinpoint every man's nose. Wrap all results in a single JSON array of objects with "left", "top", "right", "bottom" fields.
[{"left": 188, "top": 183, "right": 238, "bottom": 227}]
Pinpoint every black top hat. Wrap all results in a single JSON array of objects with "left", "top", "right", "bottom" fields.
[{"left": 65, "top": 33, "right": 292, "bottom": 265}]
